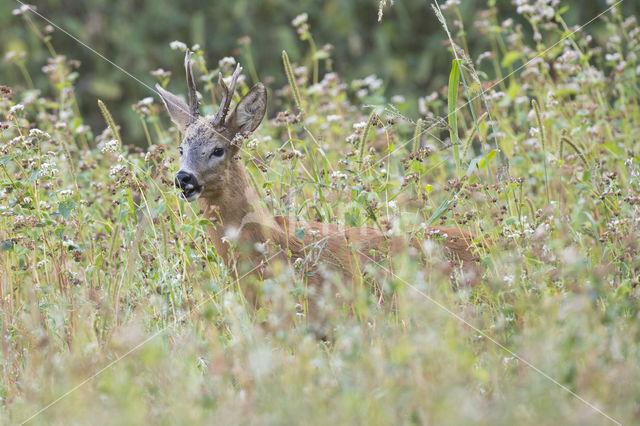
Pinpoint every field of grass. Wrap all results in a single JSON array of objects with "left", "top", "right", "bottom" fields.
[{"left": 1, "top": 2, "right": 640, "bottom": 425}]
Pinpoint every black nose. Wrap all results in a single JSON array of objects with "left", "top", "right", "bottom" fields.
[{"left": 175, "top": 171, "right": 197, "bottom": 189}]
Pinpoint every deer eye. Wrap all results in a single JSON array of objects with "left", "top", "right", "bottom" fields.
[{"left": 211, "top": 147, "right": 224, "bottom": 158}]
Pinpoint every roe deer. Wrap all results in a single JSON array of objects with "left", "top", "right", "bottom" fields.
[{"left": 156, "top": 51, "right": 480, "bottom": 326}]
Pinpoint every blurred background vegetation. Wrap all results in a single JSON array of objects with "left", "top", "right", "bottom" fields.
[{"left": 1, "top": 0, "right": 636, "bottom": 144}]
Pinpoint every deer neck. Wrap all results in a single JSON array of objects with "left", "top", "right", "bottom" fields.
[{"left": 196, "top": 160, "right": 278, "bottom": 262}]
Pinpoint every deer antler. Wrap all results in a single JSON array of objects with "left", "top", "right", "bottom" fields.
[
  {"left": 212, "top": 63, "right": 243, "bottom": 126},
  {"left": 184, "top": 49, "right": 199, "bottom": 124}
]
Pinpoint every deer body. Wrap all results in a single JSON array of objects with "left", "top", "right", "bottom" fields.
[{"left": 157, "top": 52, "right": 479, "bottom": 315}]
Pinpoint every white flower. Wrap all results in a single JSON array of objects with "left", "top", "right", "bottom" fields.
[
  {"left": 101, "top": 139, "right": 119, "bottom": 154},
  {"left": 477, "top": 51, "right": 493, "bottom": 64},
  {"left": 12, "top": 4, "right": 35, "bottom": 16},
  {"left": 363, "top": 74, "right": 383, "bottom": 90},
  {"left": 218, "top": 57, "right": 236, "bottom": 68},
  {"left": 292, "top": 13, "right": 308, "bottom": 27},
  {"left": 108, "top": 164, "right": 126, "bottom": 178},
  {"left": 441, "top": 0, "right": 460, "bottom": 10},
  {"left": 9, "top": 104, "right": 24, "bottom": 114},
  {"left": 40, "top": 162, "right": 59, "bottom": 178},
  {"left": 75, "top": 125, "right": 90, "bottom": 134},
  {"left": 29, "top": 128, "right": 50, "bottom": 138},
  {"left": 138, "top": 97, "right": 154, "bottom": 105},
  {"left": 605, "top": 52, "right": 621, "bottom": 62},
  {"left": 170, "top": 41, "right": 187, "bottom": 51}
]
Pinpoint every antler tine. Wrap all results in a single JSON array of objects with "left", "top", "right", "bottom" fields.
[
  {"left": 213, "top": 63, "right": 243, "bottom": 126},
  {"left": 184, "top": 49, "right": 199, "bottom": 124}
]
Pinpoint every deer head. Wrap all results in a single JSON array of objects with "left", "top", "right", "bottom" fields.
[{"left": 156, "top": 50, "right": 267, "bottom": 201}]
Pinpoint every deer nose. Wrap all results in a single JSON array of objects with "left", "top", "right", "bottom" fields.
[{"left": 175, "top": 171, "right": 197, "bottom": 189}]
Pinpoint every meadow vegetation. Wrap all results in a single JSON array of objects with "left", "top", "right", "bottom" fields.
[{"left": 1, "top": 1, "right": 640, "bottom": 424}]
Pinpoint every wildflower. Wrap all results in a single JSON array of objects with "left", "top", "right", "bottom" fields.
[
  {"left": 29, "top": 128, "right": 51, "bottom": 139},
  {"left": 108, "top": 164, "right": 126, "bottom": 178},
  {"left": 223, "top": 74, "right": 245, "bottom": 87},
  {"left": 218, "top": 57, "right": 236, "bottom": 68},
  {"left": 477, "top": 51, "right": 493, "bottom": 64},
  {"left": 291, "top": 13, "right": 308, "bottom": 27},
  {"left": 363, "top": 74, "right": 383, "bottom": 90},
  {"left": 169, "top": 41, "right": 187, "bottom": 51},
  {"left": 12, "top": 4, "right": 36, "bottom": 16},
  {"left": 40, "top": 162, "right": 59, "bottom": 178},
  {"left": 75, "top": 125, "right": 90, "bottom": 134},
  {"left": 440, "top": 0, "right": 460, "bottom": 11},
  {"left": 605, "top": 52, "right": 621, "bottom": 62},
  {"left": 101, "top": 139, "right": 119, "bottom": 154},
  {"left": 9, "top": 104, "right": 24, "bottom": 115},
  {"left": 150, "top": 68, "right": 171, "bottom": 79},
  {"left": 330, "top": 171, "right": 348, "bottom": 180}
]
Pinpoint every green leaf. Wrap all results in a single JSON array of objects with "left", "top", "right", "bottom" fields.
[
  {"left": 427, "top": 197, "right": 454, "bottom": 225},
  {"left": 466, "top": 157, "right": 480, "bottom": 177},
  {"left": 256, "top": 307, "right": 267, "bottom": 323},
  {"left": 197, "top": 218, "right": 215, "bottom": 227},
  {"left": 295, "top": 227, "right": 306, "bottom": 241},
  {"left": 507, "top": 81, "right": 521, "bottom": 100},
  {"left": 602, "top": 142, "right": 623, "bottom": 157},
  {"left": 313, "top": 50, "right": 329, "bottom": 61},
  {"left": 447, "top": 59, "right": 460, "bottom": 143},
  {"left": 478, "top": 149, "right": 498, "bottom": 168},
  {"left": 501, "top": 51, "right": 521, "bottom": 68},
  {"left": 27, "top": 169, "right": 40, "bottom": 183},
  {"left": 0, "top": 153, "right": 19, "bottom": 165},
  {"left": 58, "top": 200, "right": 76, "bottom": 219},
  {"left": 0, "top": 240, "right": 13, "bottom": 251}
]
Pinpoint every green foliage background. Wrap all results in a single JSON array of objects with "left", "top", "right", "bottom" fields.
[{"left": 1, "top": 0, "right": 634, "bottom": 143}]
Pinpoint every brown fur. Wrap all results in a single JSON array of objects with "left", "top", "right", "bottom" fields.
[{"left": 195, "top": 163, "right": 480, "bottom": 294}]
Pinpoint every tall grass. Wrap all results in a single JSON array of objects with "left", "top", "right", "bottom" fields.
[{"left": 1, "top": 2, "right": 639, "bottom": 425}]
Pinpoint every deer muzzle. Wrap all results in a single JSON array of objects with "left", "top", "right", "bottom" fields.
[{"left": 175, "top": 171, "right": 202, "bottom": 201}]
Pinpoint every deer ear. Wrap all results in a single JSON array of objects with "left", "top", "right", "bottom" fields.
[
  {"left": 156, "top": 83, "right": 190, "bottom": 133},
  {"left": 227, "top": 83, "right": 267, "bottom": 134}
]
